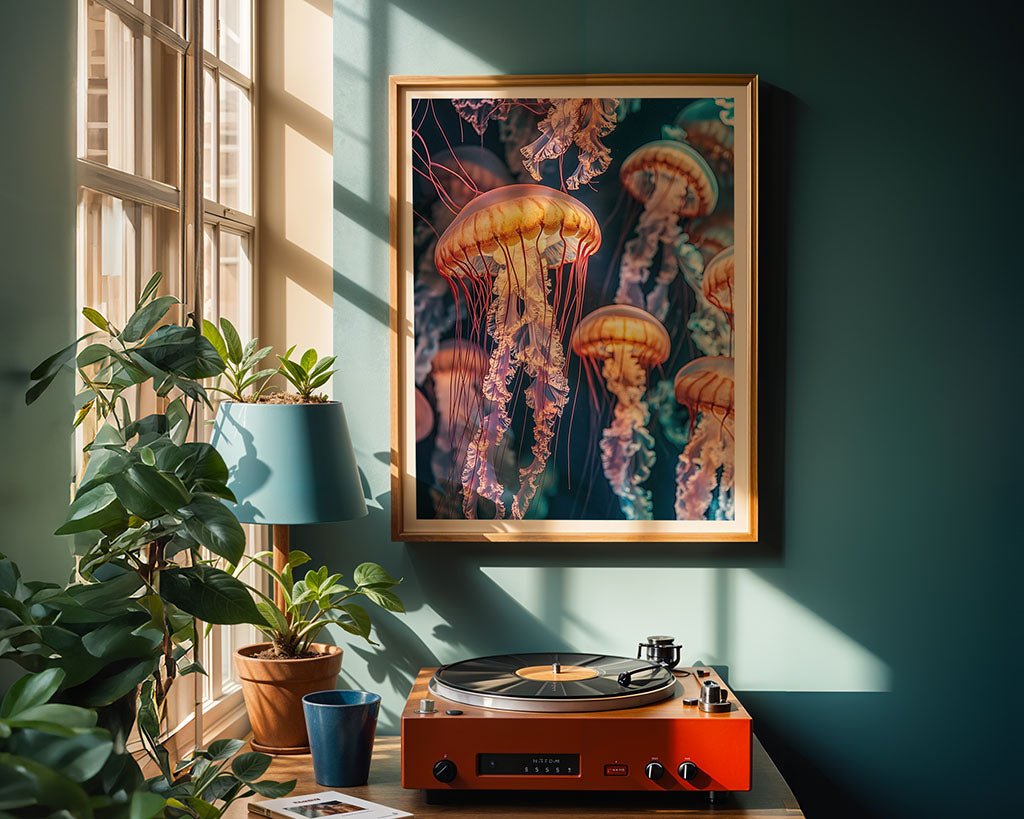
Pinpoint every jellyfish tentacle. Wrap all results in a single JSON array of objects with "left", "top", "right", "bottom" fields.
[
  {"left": 598, "top": 347, "right": 657, "bottom": 519},
  {"left": 675, "top": 413, "right": 734, "bottom": 520},
  {"left": 521, "top": 99, "right": 619, "bottom": 190}
]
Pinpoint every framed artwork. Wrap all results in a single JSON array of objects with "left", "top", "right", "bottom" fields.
[{"left": 389, "top": 74, "right": 757, "bottom": 541}]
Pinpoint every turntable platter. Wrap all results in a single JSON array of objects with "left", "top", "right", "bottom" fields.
[{"left": 429, "top": 652, "right": 676, "bottom": 712}]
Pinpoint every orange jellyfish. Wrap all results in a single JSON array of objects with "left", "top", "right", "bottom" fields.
[
  {"left": 572, "top": 305, "right": 670, "bottom": 519},
  {"left": 666, "top": 98, "right": 735, "bottom": 185},
  {"left": 673, "top": 356, "right": 735, "bottom": 520},
  {"left": 428, "top": 340, "right": 490, "bottom": 517},
  {"left": 702, "top": 246, "right": 735, "bottom": 322},
  {"left": 434, "top": 184, "right": 601, "bottom": 519},
  {"left": 615, "top": 140, "right": 719, "bottom": 322}
]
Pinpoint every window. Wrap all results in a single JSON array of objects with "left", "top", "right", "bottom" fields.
[{"left": 75, "top": 0, "right": 259, "bottom": 748}]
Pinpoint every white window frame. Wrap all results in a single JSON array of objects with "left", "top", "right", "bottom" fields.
[{"left": 74, "top": 0, "right": 262, "bottom": 750}]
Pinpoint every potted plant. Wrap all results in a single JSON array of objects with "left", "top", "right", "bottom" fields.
[
  {"left": 15, "top": 275, "right": 294, "bottom": 815},
  {"left": 231, "top": 550, "right": 403, "bottom": 754}
]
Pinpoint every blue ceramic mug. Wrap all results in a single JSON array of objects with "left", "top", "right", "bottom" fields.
[{"left": 302, "top": 690, "right": 382, "bottom": 787}]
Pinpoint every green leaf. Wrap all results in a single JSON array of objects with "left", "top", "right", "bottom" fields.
[
  {"left": 361, "top": 587, "right": 405, "bottom": 613},
  {"left": 7, "top": 729, "right": 113, "bottom": 782},
  {"left": 205, "top": 738, "right": 246, "bottom": 761},
  {"left": 300, "top": 348, "right": 318, "bottom": 372},
  {"left": 0, "top": 752, "right": 92, "bottom": 815},
  {"left": 82, "top": 307, "right": 110, "bottom": 332},
  {"left": 180, "top": 497, "right": 245, "bottom": 564},
  {"left": 161, "top": 567, "right": 262, "bottom": 625},
  {"left": 248, "top": 779, "right": 297, "bottom": 798},
  {"left": 309, "top": 371, "right": 332, "bottom": 389},
  {"left": 353, "top": 563, "right": 401, "bottom": 588},
  {"left": 256, "top": 600, "right": 289, "bottom": 635},
  {"left": 231, "top": 752, "right": 272, "bottom": 783},
  {"left": 309, "top": 355, "right": 336, "bottom": 376},
  {"left": 0, "top": 668, "right": 64, "bottom": 717},
  {"left": 121, "top": 295, "right": 177, "bottom": 343},
  {"left": 202, "top": 319, "right": 228, "bottom": 362},
  {"left": 220, "top": 318, "right": 243, "bottom": 364},
  {"left": 134, "top": 325, "right": 225, "bottom": 379},
  {"left": 25, "top": 333, "right": 95, "bottom": 405},
  {"left": 127, "top": 464, "right": 191, "bottom": 514},
  {"left": 288, "top": 550, "right": 311, "bottom": 568},
  {"left": 136, "top": 271, "right": 164, "bottom": 309},
  {"left": 6, "top": 703, "right": 98, "bottom": 732},
  {"left": 277, "top": 357, "right": 306, "bottom": 386},
  {"left": 130, "top": 790, "right": 166, "bottom": 819},
  {"left": 55, "top": 484, "right": 127, "bottom": 535},
  {"left": 76, "top": 343, "right": 115, "bottom": 367},
  {"left": 340, "top": 603, "right": 372, "bottom": 638}
]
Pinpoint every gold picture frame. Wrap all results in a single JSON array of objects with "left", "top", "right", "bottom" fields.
[{"left": 390, "top": 74, "right": 758, "bottom": 542}]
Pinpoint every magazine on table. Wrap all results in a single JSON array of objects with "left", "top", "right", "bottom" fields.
[{"left": 250, "top": 790, "right": 412, "bottom": 819}]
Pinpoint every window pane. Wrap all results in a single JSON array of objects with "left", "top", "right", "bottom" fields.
[
  {"left": 203, "top": 68, "right": 217, "bottom": 200},
  {"left": 203, "top": 0, "right": 216, "bottom": 54},
  {"left": 218, "top": 78, "right": 252, "bottom": 213},
  {"left": 219, "top": 0, "right": 252, "bottom": 76},
  {"left": 78, "top": 189, "right": 181, "bottom": 467},
  {"left": 135, "top": 0, "right": 181, "bottom": 31},
  {"left": 218, "top": 230, "right": 251, "bottom": 338},
  {"left": 203, "top": 223, "right": 218, "bottom": 322},
  {"left": 82, "top": 0, "right": 180, "bottom": 185}
]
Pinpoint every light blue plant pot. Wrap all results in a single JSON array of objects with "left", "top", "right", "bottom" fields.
[{"left": 210, "top": 401, "right": 368, "bottom": 525}]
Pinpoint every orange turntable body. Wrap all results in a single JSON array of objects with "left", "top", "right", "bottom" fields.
[{"left": 401, "top": 664, "right": 752, "bottom": 794}]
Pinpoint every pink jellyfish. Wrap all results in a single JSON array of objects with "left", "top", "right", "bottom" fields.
[
  {"left": 415, "top": 387, "right": 434, "bottom": 442},
  {"left": 451, "top": 98, "right": 620, "bottom": 190},
  {"left": 615, "top": 140, "right": 719, "bottom": 322},
  {"left": 434, "top": 184, "right": 601, "bottom": 519},
  {"left": 673, "top": 356, "right": 735, "bottom": 521},
  {"left": 571, "top": 305, "right": 670, "bottom": 520},
  {"left": 414, "top": 147, "right": 513, "bottom": 385},
  {"left": 428, "top": 340, "right": 490, "bottom": 517}
]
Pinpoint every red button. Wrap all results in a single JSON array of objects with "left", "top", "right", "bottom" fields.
[{"left": 604, "top": 763, "right": 629, "bottom": 776}]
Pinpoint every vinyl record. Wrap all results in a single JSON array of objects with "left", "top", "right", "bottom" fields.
[{"left": 429, "top": 652, "right": 677, "bottom": 712}]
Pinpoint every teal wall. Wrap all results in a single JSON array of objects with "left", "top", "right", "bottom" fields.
[
  {"left": 327, "top": 2, "right": 1022, "bottom": 817},
  {"left": 0, "top": 2, "right": 76, "bottom": 585}
]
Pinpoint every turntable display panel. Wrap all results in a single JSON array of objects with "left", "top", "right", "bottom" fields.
[{"left": 430, "top": 653, "right": 677, "bottom": 713}]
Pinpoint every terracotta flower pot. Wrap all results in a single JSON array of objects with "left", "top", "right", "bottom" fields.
[{"left": 234, "top": 642, "right": 343, "bottom": 754}]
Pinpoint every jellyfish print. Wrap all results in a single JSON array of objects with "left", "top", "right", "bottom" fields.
[
  {"left": 415, "top": 387, "right": 435, "bottom": 443},
  {"left": 673, "top": 356, "right": 735, "bottom": 521},
  {"left": 414, "top": 147, "right": 512, "bottom": 384},
  {"left": 572, "top": 305, "right": 670, "bottom": 520},
  {"left": 702, "top": 247, "right": 735, "bottom": 322},
  {"left": 434, "top": 184, "right": 601, "bottom": 519},
  {"left": 615, "top": 140, "right": 719, "bottom": 322}
]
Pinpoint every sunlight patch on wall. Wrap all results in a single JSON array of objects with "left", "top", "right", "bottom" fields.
[
  {"left": 284, "top": 124, "right": 332, "bottom": 266},
  {"left": 284, "top": 0, "right": 333, "bottom": 117}
]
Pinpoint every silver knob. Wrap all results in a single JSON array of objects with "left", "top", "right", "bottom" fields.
[
  {"left": 552, "top": 662, "right": 562, "bottom": 674},
  {"left": 418, "top": 698, "right": 436, "bottom": 713},
  {"left": 698, "top": 680, "right": 731, "bottom": 713}
]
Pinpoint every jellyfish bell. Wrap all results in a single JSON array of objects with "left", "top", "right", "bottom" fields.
[
  {"left": 673, "top": 355, "right": 735, "bottom": 521},
  {"left": 688, "top": 214, "right": 734, "bottom": 264},
  {"left": 702, "top": 246, "right": 735, "bottom": 317},
  {"left": 670, "top": 98, "right": 735, "bottom": 183},
  {"left": 571, "top": 305, "right": 670, "bottom": 520},
  {"left": 615, "top": 140, "right": 719, "bottom": 319},
  {"left": 434, "top": 183, "right": 602, "bottom": 520},
  {"left": 572, "top": 304, "right": 671, "bottom": 367},
  {"left": 620, "top": 140, "right": 719, "bottom": 219}
]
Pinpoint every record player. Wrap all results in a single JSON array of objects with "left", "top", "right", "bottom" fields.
[{"left": 401, "top": 646, "right": 751, "bottom": 796}]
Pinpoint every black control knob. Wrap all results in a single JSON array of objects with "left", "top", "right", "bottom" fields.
[
  {"left": 678, "top": 761, "right": 699, "bottom": 781},
  {"left": 645, "top": 761, "right": 666, "bottom": 781},
  {"left": 432, "top": 759, "right": 457, "bottom": 783}
]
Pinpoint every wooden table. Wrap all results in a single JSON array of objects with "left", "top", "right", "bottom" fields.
[{"left": 226, "top": 735, "right": 803, "bottom": 818}]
